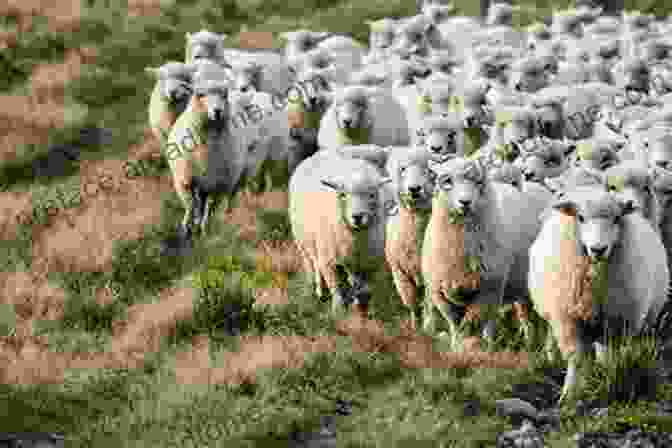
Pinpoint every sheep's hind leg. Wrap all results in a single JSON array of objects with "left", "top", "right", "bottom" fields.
[
  {"left": 322, "top": 264, "right": 349, "bottom": 315},
  {"left": 391, "top": 268, "right": 421, "bottom": 330},
  {"left": 433, "top": 298, "right": 468, "bottom": 351}
]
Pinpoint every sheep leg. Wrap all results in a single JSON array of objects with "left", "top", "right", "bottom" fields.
[
  {"left": 433, "top": 298, "right": 467, "bottom": 351},
  {"left": 422, "top": 286, "right": 441, "bottom": 335},
  {"left": 322, "top": 263, "right": 349, "bottom": 314},
  {"left": 558, "top": 349, "right": 588, "bottom": 404},
  {"left": 391, "top": 268, "right": 421, "bottom": 329},
  {"left": 593, "top": 341, "right": 608, "bottom": 364}
]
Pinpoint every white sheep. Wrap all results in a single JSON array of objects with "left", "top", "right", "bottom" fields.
[
  {"left": 317, "top": 85, "right": 410, "bottom": 150},
  {"left": 384, "top": 146, "right": 436, "bottom": 329},
  {"left": 651, "top": 167, "right": 672, "bottom": 277},
  {"left": 221, "top": 48, "right": 295, "bottom": 98},
  {"left": 421, "top": 157, "right": 544, "bottom": 349},
  {"left": 289, "top": 152, "right": 392, "bottom": 315},
  {"left": 363, "top": 18, "right": 398, "bottom": 65},
  {"left": 185, "top": 30, "right": 228, "bottom": 65},
  {"left": 604, "top": 160, "right": 656, "bottom": 224},
  {"left": 648, "top": 132, "right": 672, "bottom": 170},
  {"left": 145, "top": 61, "right": 196, "bottom": 146},
  {"left": 281, "top": 30, "right": 364, "bottom": 76},
  {"left": 420, "top": 113, "right": 466, "bottom": 161},
  {"left": 528, "top": 187, "right": 669, "bottom": 402}
]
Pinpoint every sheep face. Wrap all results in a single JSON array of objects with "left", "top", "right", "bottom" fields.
[
  {"left": 370, "top": 29, "right": 395, "bottom": 50},
  {"left": 193, "top": 82, "right": 230, "bottom": 123},
  {"left": 460, "top": 88, "right": 490, "bottom": 129},
  {"left": 622, "top": 60, "right": 651, "bottom": 92},
  {"left": 494, "top": 108, "right": 536, "bottom": 148},
  {"left": 424, "top": 4, "right": 454, "bottom": 25},
  {"left": 282, "top": 31, "right": 329, "bottom": 55},
  {"left": 423, "top": 117, "right": 461, "bottom": 162},
  {"left": 648, "top": 135, "right": 672, "bottom": 170},
  {"left": 606, "top": 170, "right": 654, "bottom": 219},
  {"left": 186, "top": 31, "right": 226, "bottom": 62},
  {"left": 576, "top": 142, "right": 619, "bottom": 171},
  {"left": 652, "top": 168, "right": 672, "bottom": 210},
  {"left": 321, "top": 176, "right": 392, "bottom": 230},
  {"left": 334, "top": 96, "right": 370, "bottom": 130},
  {"left": 430, "top": 158, "right": 486, "bottom": 216},
  {"left": 533, "top": 102, "right": 564, "bottom": 140},
  {"left": 516, "top": 144, "right": 568, "bottom": 183},
  {"left": 510, "top": 59, "right": 548, "bottom": 94},
  {"left": 476, "top": 59, "right": 509, "bottom": 85},
  {"left": 394, "top": 159, "right": 435, "bottom": 208},
  {"left": 393, "top": 19, "right": 430, "bottom": 59},
  {"left": 552, "top": 191, "right": 636, "bottom": 261},
  {"left": 232, "top": 65, "right": 262, "bottom": 94}
]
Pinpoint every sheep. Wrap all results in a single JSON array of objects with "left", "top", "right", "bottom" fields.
[
  {"left": 185, "top": 30, "right": 228, "bottom": 65},
  {"left": 317, "top": 85, "right": 410, "bottom": 150},
  {"left": 604, "top": 161, "right": 656, "bottom": 223},
  {"left": 527, "top": 187, "right": 669, "bottom": 402},
  {"left": 515, "top": 138, "right": 573, "bottom": 185},
  {"left": 390, "top": 14, "right": 433, "bottom": 60},
  {"left": 489, "top": 162, "right": 523, "bottom": 191},
  {"left": 285, "top": 70, "right": 334, "bottom": 176},
  {"left": 475, "top": 105, "right": 539, "bottom": 163},
  {"left": 421, "top": 157, "right": 543, "bottom": 349},
  {"left": 385, "top": 146, "right": 436, "bottom": 329},
  {"left": 650, "top": 167, "right": 672, "bottom": 277},
  {"left": 420, "top": 113, "right": 466, "bottom": 161},
  {"left": 525, "top": 22, "right": 552, "bottom": 53},
  {"left": 281, "top": 30, "right": 332, "bottom": 68},
  {"left": 363, "top": 18, "right": 398, "bottom": 65},
  {"left": 454, "top": 81, "right": 493, "bottom": 152},
  {"left": 530, "top": 95, "right": 566, "bottom": 140},
  {"left": 145, "top": 62, "right": 196, "bottom": 146},
  {"left": 289, "top": 152, "right": 392, "bottom": 315},
  {"left": 281, "top": 30, "right": 365, "bottom": 77},
  {"left": 509, "top": 56, "right": 550, "bottom": 94},
  {"left": 614, "top": 58, "right": 652, "bottom": 99},
  {"left": 221, "top": 49, "right": 295, "bottom": 98},
  {"left": 426, "top": 51, "right": 463, "bottom": 80},
  {"left": 548, "top": 139, "right": 621, "bottom": 193},
  {"left": 646, "top": 132, "right": 672, "bottom": 170}
]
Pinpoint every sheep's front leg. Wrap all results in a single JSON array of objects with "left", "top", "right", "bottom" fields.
[
  {"left": 321, "top": 262, "right": 350, "bottom": 314},
  {"left": 431, "top": 294, "right": 467, "bottom": 350},
  {"left": 559, "top": 349, "right": 588, "bottom": 405},
  {"left": 391, "top": 267, "right": 422, "bottom": 330},
  {"left": 474, "top": 277, "right": 508, "bottom": 350},
  {"left": 170, "top": 158, "right": 195, "bottom": 235}
]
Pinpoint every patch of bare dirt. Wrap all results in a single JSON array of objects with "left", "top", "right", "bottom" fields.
[
  {"left": 237, "top": 31, "right": 275, "bottom": 49},
  {"left": 110, "top": 286, "right": 196, "bottom": 356},
  {"left": 0, "top": 191, "right": 32, "bottom": 240},
  {"left": 0, "top": 1, "right": 85, "bottom": 33},
  {"left": 173, "top": 334, "right": 339, "bottom": 385},
  {"left": 29, "top": 47, "right": 98, "bottom": 103},
  {"left": 336, "top": 316, "right": 531, "bottom": 370},
  {"left": 0, "top": 30, "right": 18, "bottom": 49},
  {"left": 0, "top": 270, "right": 67, "bottom": 338},
  {"left": 30, "top": 135, "right": 171, "bottom": 275},
  {"left": 254, "top": 286, "right": 290, "bottom": 307},
  {"left": 224, "top": 190, "right": 289, "bottom": 241},
  {"left": 127, "top": 0, "right": 164, "bottom": 17}
]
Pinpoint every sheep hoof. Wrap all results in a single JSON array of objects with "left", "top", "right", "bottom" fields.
[{"left": 331, "top": 292, "right": 348, "bottom": 314}]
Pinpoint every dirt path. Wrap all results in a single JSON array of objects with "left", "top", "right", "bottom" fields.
[{"left": 0, "top": 1, "right": 85, "bottom": 33}]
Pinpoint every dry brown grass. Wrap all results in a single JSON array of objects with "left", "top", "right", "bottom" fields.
[
  {"left": 29, "top": 47, "right": 98, "bottom": 103},
  {"left": 30, "top": 136, "right": 171, "bottom": 276},
  {"left": 0, "top": 30, "right": 18, "bottom": 49},
  {"left": 0, "top": 0, "right": 85, "bottom": 33},
  {"left": 0, "top": 191, "right": 32, "bottom": 240},
  {"left": 224, "top": 190, "right": 289, "bottom": 241},
  {"left": 173, "top": 334, "right": 339, "bottom": 385},
  {"left": 237, "top": 31, "right": 275, "bottom": 49},
  {"left": 127, "top": 0, "right": 165, "bottom": 17}
]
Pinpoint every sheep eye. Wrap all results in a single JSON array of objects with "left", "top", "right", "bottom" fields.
[
  {"left": 416, "top": 129, "right": 425, "bottom": 136},
  {"left": 440, "top": 177, "right": 453, "bottom": 188},
  {"left": 399, "top": 166, "right": 407, "bottom": 174},
  {"left": 544, "top": 159, "right": 556, "bottom": 167},
  {"left": 577, "top": 214, "right": 585, "bottom": 223},
  {"left": 369, "top": 192, "right": 377, "bottom": 199},
  {"left": 608, "top": 184, "right": 617, "bottom": 191}
]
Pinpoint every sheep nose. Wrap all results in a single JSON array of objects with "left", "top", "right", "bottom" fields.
[
  {"left": 656, "top": 160, "right": 669, "bottom": 169},
  {"left": 342, "top": 118, "right": 352, "bottom": 127},
  {"left": 514, "top": 82, "right": 522, "bottom": 91},
  {"left": 465, "top": 116, "right": 475, "bottom": 128},
  {"left": 352, "top": 213, "right": 365, "bottom": 226},
  {"left": 212, "top": 109, "right": 224, "bottom": 121},
  {"left": 430, "top": 145, "right": 442, "bottom": 153},
  {"left": 408, "top": 185, "right": 422, "bottom": 197},
  {"left": 589, "top": 245, "right": 608, "bottom": 257},
  {"left": 524, "top": 171, "right": 535, "bottom": 181},
  {"left": 458, "top": 199, "right": 472, "bottom": 208}
]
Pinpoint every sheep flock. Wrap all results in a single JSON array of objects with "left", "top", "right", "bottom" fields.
[{"left": 146, "top": 2, "right": 672, "bottom": 404}]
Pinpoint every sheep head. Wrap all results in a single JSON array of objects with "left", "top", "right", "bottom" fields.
[
  {"left": 575, "top": 139, "right": 620, "bottom": 171},
  {"left": 333, "top": 86, "right": 377, "bottom": 144},
  {"left": 280, "top": 30, "right": 332, "bottom": 54},
  {"left": 515, "top": 139, "right": 570, "bottom": 183},
  {"left": 458, "top": 82, "right": 491, "bottom": 130},
  {"left": 192, "top": 70, "right": 232, "bottom": 123},
  {"left": 428, "top": 157, "right": 487, "bottom": 219},
  {"left": 621, "top": 58, "right": 651, "bottom": 93},
  {"left": 648, "top": 133, "right": 672, "bottom": 170},
  {"left": 422, "top": 114, "right": 463, "bottom": 161},
  {"left": 387, "top": 146, "right": 436, "bottom": 210},
  {"left": 145, "top": 62, "right": 195, "bottom": 103},
  {"left": 423, "top": 3, "right": 455, "bottom": 25},
  {"left": 287, "top": 71, "right": 332, "bottom": 136},
  {"left": 531, "top": 96, "right": 565, "bottom": 140},
  {"left": 551, "top": 189, "right": 637, "bottom": 261},
  {"left": 493, "top": 106, "right": 538, "bottom": 150},
  {"left": 320, "top": 174, "right": 392, "bottom": 231},
  {"left": 486, "top": 2, "right": 515, "bottom": 27},
  {"left": 365, "top": 18, "right": 398, "bottom": 49},
  {"left": 186, "top": 30, "right": 227, "bottom": 63},
  {"left": 651, "top": 167, "right": 672, "bottom": 217},
  {"left": 230, "top": 61, "right": 263, "bottom": 94},
  {"left": 391, "top": 15, "right": 432, "bottom": 59},
  {"left": 605, "top": 163, "right": 654, "bottom": 219},
  {"left": 510, "top": 56, "right": 548, "bottom": 94}
]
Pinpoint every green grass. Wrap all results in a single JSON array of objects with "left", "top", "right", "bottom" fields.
[{"left": 4, "top": 0, "right": 672, "bottom": 446}]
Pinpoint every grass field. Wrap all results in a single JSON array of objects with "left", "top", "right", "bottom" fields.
[{"left": 2, "top": 0, "right": 672, "bottom": 446}]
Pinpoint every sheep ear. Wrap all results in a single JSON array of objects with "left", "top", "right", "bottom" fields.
[
  {"left": 384, "top": 200, "right": 400, "bottom": 216},
  {"left": 378, "top": 177, "right": 392, "bottom": 187},
  {"left": 321, "top": 179, "right": 343, "bottom": 191},
  {"left": 552, "top": 198, "right": 578, "bottom": 216}
]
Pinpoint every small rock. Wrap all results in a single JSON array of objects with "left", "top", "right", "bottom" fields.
[
  {"left": 495, "top": 398, "right": 539, "bottom": 426},
  {"left": 496, "top": 420, "right": 544, "bottom": 448}
]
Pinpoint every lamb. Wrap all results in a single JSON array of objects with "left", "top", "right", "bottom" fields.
[
  {"left": 390, "top": 14, "right": 432, "bottom": 60},
  {"left": 385, "top": 146, "right": 436, "bottom": 329},
  {"left": 420, "top": 114, "right": 466, "bottom": 161},
  {"left": 527, "top": 187, "right": 669, "bottom": 402},
  {"left": 285, "top": 70, "right": 334, "bottom": 176},
  {"left": 363, "top": 18, "right": 398, "bottom": 65},
  {"left": 421, "top": 157, "right": 543, "bottom": 350},
  {"left": 184, "top": 30, "right": 228, "bottom": 65},
  {"left": 228, "top": 58, "right": 294, "bottom": 99},
  {"left": 515, "top": 138, "right": 573, "bottom": 185},
  {"left": 289, "top": 152, "right": 392, "bottom": 315},
  {"left": 317, "top": 85, "right": 410, "bottom": 150},
  {"left": 145, "top": 62, "right": 196, "bottom": 146},
  {"left": 604, "top": 160, "right": 656, "bottom": 224}
]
